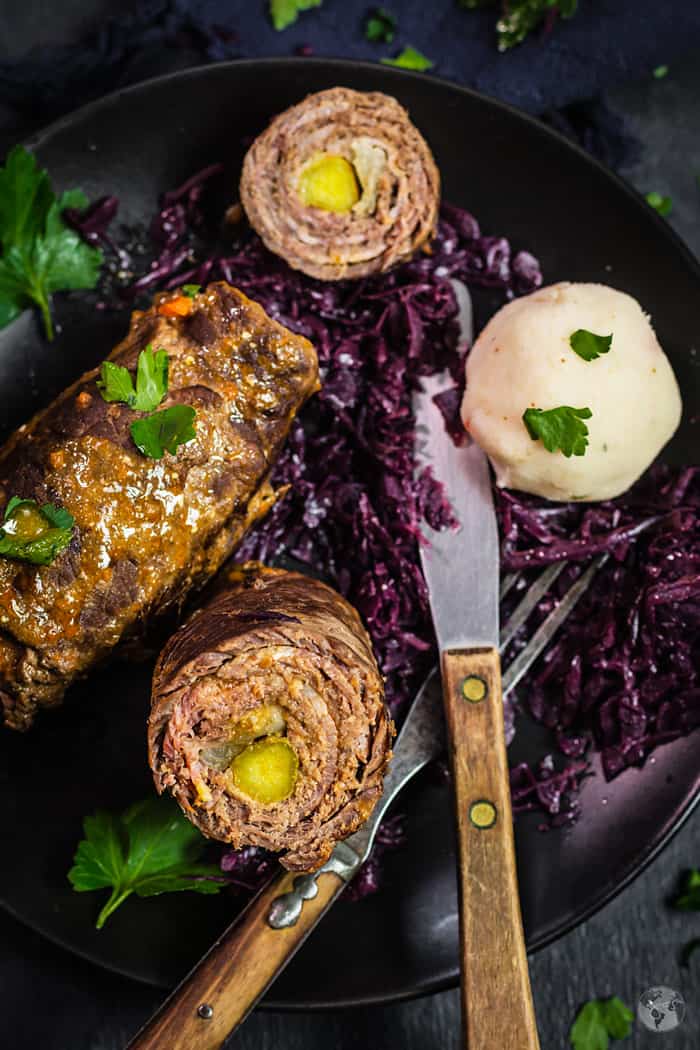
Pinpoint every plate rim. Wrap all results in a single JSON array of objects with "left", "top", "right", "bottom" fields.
[{"left": 4, "top": 54, "right": 700, "bottom": 1008}]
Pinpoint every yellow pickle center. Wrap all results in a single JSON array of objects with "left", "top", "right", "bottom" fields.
[
  {"left": 296, "top": 153, "right": 361, "bottom": 213},
  {"left": 199, "top": 702, "right": 300, "bottom": 804},
  {"left": 3, "top": 504, "right": 50, "bottom": 540},
  {"left": 231, "top": 737, "right": 299, "bottom": 805}
]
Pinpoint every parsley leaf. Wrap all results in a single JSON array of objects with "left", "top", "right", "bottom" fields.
[
  {"left": 570, "top": 1002, "right": 609, "bottom": 1050},
  {"left": 182, "top": 283, "right": 201, "bottom": 298},
  {"left": 598, "top": 998, "right": 634, "bottom": 1040},
  {"left": 646, "top": 191, "right": 673, "bottom": 216},
  {"left": 97, "top": 347, "right": 195, "bottom": 459},
  {"left": 97, "top": 345, "right": 169, "bottom": 412},
  {"left": 523, "top": 406, "right": 592, "bottom": 457},
  {"left": 671, "top": 868, "right": 700, "bottom": 910},
  {"left": 381, "top": 46, "right": 434, "bottom": 71},
  {"left": 569, "top": 329, "right": 613, "bottom": 362},
  {"left": 130, "top": 404, "right": 197, "bottom": 460},
  {"left": 458, "top": 0, "right": 578, "bottom": 52},
  {"left": 681, "top": 938, "right": 700, "bottom": 968},
  {"left": 366, "top": 7, "right": 396, "bottom": 42},
  {"left": 134, "top": 346, "right": 169, "bottom": 412},
  {"left": 569, "top": 997, "right": 633, "bottom": 1050},
  {"left": 270, "top": 0, "right": 322, "bottom": 31},
  {"left": 653, "top": 65, "right": 669, "bottom": 79},
  {"left": 0, "top": 496, "right": 75, "bottom": 566},
  {"left": 97, "top": 361, "right": 137, "bottom": 406},
  {"left": 68, "top": 796, "right": 223, "bottom": 929},
  {"left": 0, "top": 146, "right": 102, "bottom": 340}
]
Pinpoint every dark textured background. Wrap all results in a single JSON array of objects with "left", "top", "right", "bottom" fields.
[{"left": 0, "top": 4, "right": 699, "bottom": 1048}]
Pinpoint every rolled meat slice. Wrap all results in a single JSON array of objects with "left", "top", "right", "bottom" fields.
[
  {"left": 240, "top": 87, "right": 440, "bottom": 281},
  {"left": 0, "top": 283, "right": 318, "bottom": 730},
  {"left": 148, "top": 566, "right": 394, "bottom": 871}
]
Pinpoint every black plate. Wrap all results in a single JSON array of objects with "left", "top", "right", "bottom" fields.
[{"left": 0, "top": 59, "right": 699, "bottom": 1009}]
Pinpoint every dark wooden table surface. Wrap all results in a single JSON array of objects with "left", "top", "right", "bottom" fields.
[{"left": 0, "top": 8, "right": 699, "bottom": 1048}]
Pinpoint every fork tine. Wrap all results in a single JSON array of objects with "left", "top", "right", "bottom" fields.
[
  {"left": 499, "top": 572, "right": 520, "bottom": 600},
  {"left": 499, "top": 562, "right": 566, "bottom": 650},
  {"left": 501, "top": 553, "right": 608, "bottom": 697}
]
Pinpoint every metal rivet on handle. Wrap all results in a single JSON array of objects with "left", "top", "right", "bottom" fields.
[
  {"left": 197, "top": 1004, "right": 214, "bottom": 1020},
  {"left": 461, "top": 675, "right": 487, "bottom": 703},
  {"left": 469, "top": 800, "right": 497, "bottom": 829}
]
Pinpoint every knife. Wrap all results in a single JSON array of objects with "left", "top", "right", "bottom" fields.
[
  {"left": 127, "top": 669, "right": 445, "bottom": 1050},
  {"left": 413, "top": 281, "right": 541, "bottom": 1050}
]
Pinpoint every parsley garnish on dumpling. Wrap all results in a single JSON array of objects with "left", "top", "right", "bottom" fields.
[
  {"left": 569, "top": 329, "right": 612, "bottom": 362},
  {"left": 523, "top": 405, "right": 592, "bottom": 458}
]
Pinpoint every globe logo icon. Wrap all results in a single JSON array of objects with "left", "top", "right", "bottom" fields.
[{"left": 637, "top": 987, "right": 686, "bottom": 1032}]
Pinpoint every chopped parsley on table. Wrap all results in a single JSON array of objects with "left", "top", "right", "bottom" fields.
[
  {"left": 97, "top": 345, "right": 197, "bottom": 459},
  {"left": 645, "top": 191, "right": 673, "bottom": 216},
  {"left": 381, "top": 46, "right": 434, "bottom": 71},
  {"left": 670, "top": 867, "right": 700, "bottom": 910},
  {"left": 459, "top": 0, "right": 578, "bottom": 52},
  {"left": 569, "top": 996, "right": 634, "bottom": 1049},
  {"left": 269, "top": 0, "right": 322, "bottom": 31},
  {"left": 0, "top": 145, "right": 102, "bottom": 340},
  {"left": 365, "top": 7, "right": 397, "bottom": 43},
  {"left": 523, "top": 405, "right": 592, "bottom": 457},
  {"left": 68, "top": 797, "right": 223, "bottom": 929},
  {"left": 0, "top": 496, "right": 75, "bottom": 566}
]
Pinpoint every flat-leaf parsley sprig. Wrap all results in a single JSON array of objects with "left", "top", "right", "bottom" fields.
[
  {"left": 97, "top": 344, "right": 196, "bottom": 460},
  {"left": 0, "top": 146, "right": 102, "bottom": 340},
  {"left": 68, "top": 796, "right": 225, "bottom": 929}
]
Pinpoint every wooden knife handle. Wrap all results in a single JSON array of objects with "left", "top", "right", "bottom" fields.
[
  {"left": 127, "top": 859, "right": 349, "bottom": 1050},
  {"left": 441, "top": 647, "right": 540, "bottom": 1050}
]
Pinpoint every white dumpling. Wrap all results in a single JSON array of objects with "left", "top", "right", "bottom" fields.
[{"left": 461, "top": 282, "right": 682, "bottom": 502}]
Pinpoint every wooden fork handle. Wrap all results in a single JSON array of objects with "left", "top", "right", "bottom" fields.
[
  {"left": 442, "top": 646, "right": 540, "bottom": 1050},
  {"left": 127, "top": 851, "right": 354, "bottom": 1050}
]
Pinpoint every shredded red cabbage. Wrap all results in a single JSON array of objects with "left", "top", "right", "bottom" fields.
[
  {"left": 219, "top": 844, "right": 277, "bottom": 893},
  {"left": 89, "top": 165, "right": 698, "bottom": 898},
  {"left": 500, "top": 467, "right": 700, "bottom": 781}
]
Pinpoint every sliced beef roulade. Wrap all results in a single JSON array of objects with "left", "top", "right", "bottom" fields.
[
  {"left": 240, "top": 87, "right": 440, "bottom": 281},
  {"left": 148, "top": 567, "right": 394, "bottom": 871},
  {"left": 0, "top": 283, "right": 318, "bottom": 730}
]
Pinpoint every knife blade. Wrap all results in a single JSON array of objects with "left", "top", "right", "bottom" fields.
[
  {"left": 414, "top": 377, "right": 499, "bottom": 650},
  {"left": 412, "top": 280, "right": 541, "bottom": 1050},
  {"left": 413, "top": 281, "right": 499, "bottom": 650}
]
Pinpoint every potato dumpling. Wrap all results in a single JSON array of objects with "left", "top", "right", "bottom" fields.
[{"left": 461, "top": 282, "right": 682, "bottom": 501}]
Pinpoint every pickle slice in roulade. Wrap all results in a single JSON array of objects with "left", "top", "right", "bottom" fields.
[
  {"left": 148, "top": 567, "right": 394, "bottom": 872},
  {"left": 0, "top": 283, "right": 318, "bottom": 731},
  {"left": 240, "top": 87, "right": 440, "bottom": 282}
]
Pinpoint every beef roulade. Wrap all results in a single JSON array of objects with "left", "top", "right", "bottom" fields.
[
  {"left": 0, "top": 283, "right": 318, "bottom": 730},
  {"left": 240, "top": 87, "right": 440, "bottom": 281},
  {"left": 148, "top": 567, "right": 394, "bottom": 871}
]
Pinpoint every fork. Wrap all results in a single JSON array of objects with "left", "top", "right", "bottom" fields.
[
  {"left": 127, "top": 529, "right": 652, "bottom": 1050},
  {"left": 500, "top": 512, "right": 656, "bottom": 697}
]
